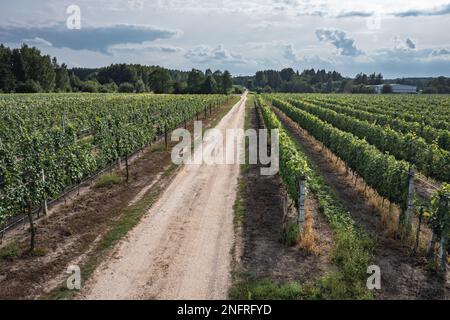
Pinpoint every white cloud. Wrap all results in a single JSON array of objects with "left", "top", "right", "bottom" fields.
[
  {"left": 0, "top": 23, "right": 180, "bottom": 53},
  {"left": 315, "top": 28, "right": 363, "bottom": 56},
  {"left": 430, "top": 48, "right": 450, "bottom": 56},
  {"left": 1, "top": 0, "right": 450, "bottom": 77},
  {"left": 184, "top": 45, "right": 247, "bottom": 64},
  {"left": 108, "top": 42, "right": 182, "bottom": 54},
  {"left": 405, "top": 38, "right": 416, "bottom": 49},
  {"left": 282, "top": 43, "right": 334, "bottom": 69},
  {"left": 283, "top": 44, "right": 299, "bottom": 61},
  {"left": 394, "top": 37, "right": 417, "bottom": 51},
  {"left": 23, "top": 37, "right": 52, "bottom": 47},
  {"left": 394, "top": 3, "right": 450, "bottom": 17}
]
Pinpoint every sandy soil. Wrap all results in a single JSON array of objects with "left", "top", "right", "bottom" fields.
[{"left": 82, "top": 93, "right": 247, "bottom": 300}]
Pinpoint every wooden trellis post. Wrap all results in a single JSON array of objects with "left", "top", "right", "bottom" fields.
[
  {"left": 27, "top": 200, "right": 35, "bottom": 252},
  {"left": 282, "top": 191, "right": 288, "bottom": 218},
  {"left": 413, "top": 207, "right": 424, "bottom": 255},
  {"left": 125, "top": 153, "right": 129, "bottom": 182},
  {"left": 298, "top": 176, "right": 307, "bottom": 235},
  {"left": 439, "top": 233, "right": 448, "bottom": 272}
]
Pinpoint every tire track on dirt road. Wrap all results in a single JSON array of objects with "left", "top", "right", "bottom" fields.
[{"left": 82, "top": 93, "right": 247, "bottom": 300}]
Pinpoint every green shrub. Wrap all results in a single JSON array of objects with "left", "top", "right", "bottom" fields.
[
  {"left": 230, "top": 277, "right": 306, "bottom": 300},
  {"left": 99, "top": 82, "right": 118, "bottom": 93},
  {"left": 32, "top": 247, "right": 48, "bottom": 257},
  {"left": 95, "top": 173, "right": 122, "bottom": 188},
  {"left": 332, "top": 231, "right": 373, "bottom": 282},
  {"left": 0, "top": 242, "right": 21, "bottom": 260},
  {"left": 118, "top": 82, "right": 135, "bottom": 93},
  {"left": 279, "top": 222, "right": 299, "bottom": 246},
  {"left": 314, "top": 272, "right": 373, "bottom": 300},
  {"left": 80, "top": 80, "right": 100, "bottom": 93},
  {"left": 15, "top": 80, "right": 41, "bottom": 93}
]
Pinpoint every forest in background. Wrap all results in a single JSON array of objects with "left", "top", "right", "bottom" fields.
[
  {"left": 234, "top": 68, "right": 450, "bottom": 94},
  {"left": 0, "top": 44, "right": 233, "bottom": 94},
  {"left": 1, "top": 43, "right": 450, "bottom": 94}
]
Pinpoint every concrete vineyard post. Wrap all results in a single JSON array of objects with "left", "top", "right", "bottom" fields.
[
  {"left": 298, "top": 176, "right": 306, "bottom": 234},
  {"left": 164, "top": 124, "right": 168, "bottom": 150},
  {"left": 437, "top": 194, "right": 448, "bottom": 272},
  {"left": 399, "top": 167, "right": 415, "bottom": 230},
  {"left": 405, "top": 169, "right": 415, "bottom": 228}
]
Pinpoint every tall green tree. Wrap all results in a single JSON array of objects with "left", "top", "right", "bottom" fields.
[
  {"left": 0, "top": 45, "right": 15, "bottom": 92},
  {"left": 19, "top": 45, "right": 55, "bottom": 91},
  {"left": 135, "top": 79, "right": 146, "bottom": 93},
  {"left": 55, "top": 63, "right": 71, "bottom": 92},
  {"left": 202, "top": 75, "right": 217, "bottom": 94},
  {"left": 221, "top": 70, "right": 232, "bottom": 94},
  {"left": 187, "top": 69, "right": 204, "bottom": 93},
  {"left": 70, "top": 72, "right": 83, "bottom": 92},
  {"left": 280, "top": 68, "right": 295, "bottom": 82},
  {"left": 325, "top": 78, "right": 333, "bottom": 93},
  {"left": 149, "top": 68, "right": 170, "bottom": 93},
  {"left": 172, "top": 81, "right": 186, "bottom": 94}
]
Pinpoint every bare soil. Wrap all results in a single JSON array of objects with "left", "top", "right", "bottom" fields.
[{"left": 273, "top": 106, "right": 449, "bottom": 300}]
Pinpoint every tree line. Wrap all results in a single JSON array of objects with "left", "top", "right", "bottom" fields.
[
  {"left": 387, "top": 77, "right": 450, "bottom": 93},
  {"left": 0, "top": 44, "right": 233, "bottom": 94},
  {"left": 70, "top": 65, "right": 233, "bottom": 94},
  {"left": 234, "top": 68, "right": 385, "bottom": 94},
  {"left": 234, "top": 68, "right": 344, "bottom": 93},
  {"left": 235, "top": 68, "right": 450, "bottom": 94},
  {"left": 422, "top": 77, "right": 450, "bottom": 94},
  {"left": 0, "top": 44, "right": 70, "bottom": 93}
]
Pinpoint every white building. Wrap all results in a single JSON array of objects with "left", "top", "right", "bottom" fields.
[{"left": 370, "top": 84, "right": 417, "bottom": 94}]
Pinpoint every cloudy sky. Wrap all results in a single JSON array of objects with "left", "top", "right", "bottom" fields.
[{"left": 1, "top": 0, "right": 450, "bottom": 78}]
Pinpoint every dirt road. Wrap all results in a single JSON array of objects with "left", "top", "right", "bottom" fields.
[{"left": 82, "top": 93, "right": 247, "bottom": 300}]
